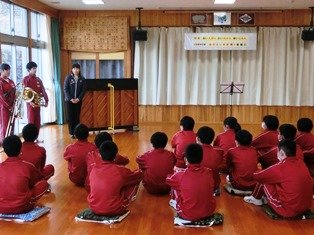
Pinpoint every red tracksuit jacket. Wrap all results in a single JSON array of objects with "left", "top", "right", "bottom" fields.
[
  {"left": 136, "top": 148, "right": 176, "bottom": 194},
  {"left": 252, "top": 130, "right": 279, "bottom": 155},
  {"left": 166, "top": 164, "right": 216, "bottom": 221},
  {"left": 171, "top": 130, "right": 196, "bottom": 168},
  {"left": 88, "top": 161, "right": 143, "bottom": 215},
  {"left": 63, "top": 140, "right": 97, "bottom": 186},
  {"left": 253, "top": 157, "right": 312, "bottom": 217},
  {"left": 295, "top": 132, "right": 314, "bottom": 152},
  {"left": 226, "top": 146, "right": 258, "bottom": 190},
  {"left": 201, "top": 144, "right": 224, "bottom": 190}
]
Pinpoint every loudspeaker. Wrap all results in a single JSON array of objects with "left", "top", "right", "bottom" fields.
[
  {"left": 301, "top": 29, "right": 314, "bottom": 41},
  {"left": 132, "top": 30, "right": 147, "bottom": 41}
]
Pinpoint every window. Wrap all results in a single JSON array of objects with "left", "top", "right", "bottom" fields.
[
  {"left": 0, "top": 1, "right": 11, "bottom": 35},
  {"left": 13, "top": 5, "right": 27, "bottom": 37}
]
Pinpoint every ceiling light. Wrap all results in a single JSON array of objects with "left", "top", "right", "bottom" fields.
[
  {"left": 214, "top": 0, "right": 236, "bottom": 4},
  {"left": 82, "top": 0, "right": 104, "bottom": 5}
]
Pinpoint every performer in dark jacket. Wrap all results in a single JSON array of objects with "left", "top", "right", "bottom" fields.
[{"left": 63, "top": 63, "right": 86, "bottom": 138}]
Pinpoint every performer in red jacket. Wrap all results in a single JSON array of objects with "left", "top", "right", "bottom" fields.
[
  {"left": 0, "top": 63, "right": 15, "bottom": 144},
  {"left": 88, "top": 141, "right": 143, "bottom": 216},
  {"left": 226, "top": 130, "right": 258, "bottom": 191},
  {"left": 171, "top": 116, "right": 196, "bottom": 170},
  {"left": 63, "top": 124, "right": 96, "bottom": 186},
  {"left": 0, "top": 135, "right": 48, "bottom": 214},
  {"left": 166, "top": 143, "right": 216, "bottom": 221},
  {"left": 22, "top": 61, "right": 48, "bottom": 133},
  {"left": 251, "top": 115, "right": 279, "bottom": 156},
  {"left": 20, "top": 124, "right": 54, "bottom": 180},
  {"left": 137, "top": 132, "right": 176, "bottom": 194},
  {"left": 196, "top": 126, "right": 224, "bottom": 195},
  {"left": 244, "top": 139, "right": 312, "bottom": 218},
  {"left": 85, "top": 132, "right": 129, "bottom": 192}
]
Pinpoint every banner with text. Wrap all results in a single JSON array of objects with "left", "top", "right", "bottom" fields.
[{"left": 184, "top": 33, "right": 257, "bottom": 50}]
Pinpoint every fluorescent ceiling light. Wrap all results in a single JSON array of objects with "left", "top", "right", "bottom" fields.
[
  {"left": 214, "top": 0, "right": 236, "bottom": 4},
  {"left": 82, "top": 0, "right": 104, "bottom": 5}
]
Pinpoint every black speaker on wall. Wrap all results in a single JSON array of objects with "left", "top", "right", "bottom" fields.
[
  {"left": 133, "top": 30, "right": 147, "bottom": 41},
  {"left": 302, "top": 29, "right": 314, "bottom": 41}
]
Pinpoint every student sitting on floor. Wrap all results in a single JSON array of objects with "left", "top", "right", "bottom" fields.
[
  {"left": 87, "top": 141, "right": 143, "bottom": 216},
  {"left": 20, "top": 123, "right": 54, "bottom": 181},
  {"left": 0, "top": 135, "right": 49, "bottom": 214},
  {"left": 136, "top": 132, "right": 176, "bottom": 194},
  {"left": 213, "top": 116, "right": 241, "bottom": 172},
  {"left": 244, "top": 139, "right": 312, "bottom": 218},
  {"left": 85, "top": 132, "right": 129, "bottom": 192},
  {"left": 171, "top": 116, "right": 196, "bottom": 171},
  {"left": 196, "top": 126, "right": 224, "bottom": 196},
  {"left": 225, "top": 130, "right": 258, "bottom": 194},
  {"left": 63, "top": 124, "right": 97, "bottom": 186},
  {"left": 166, "top": 143, "right": 216, "bottom": 222},
  {"left": 295, "top": 118, "right": 314, "bottom": 153},
  {"left": 251, "top": 115, "right": 279, "bottom": 156},
  {"left": 259, "top": 124, "right": 303, "bottom": 169}
]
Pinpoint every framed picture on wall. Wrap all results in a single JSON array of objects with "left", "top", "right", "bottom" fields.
[
  {"left": 237, "top": 13, "right": 255, "bottom": 25},
  {"left": 190, "top": 13, "right": 208, "bottom": 26},
  {"left": 213, "top": 12, "right": 231, "bottom": 26}
]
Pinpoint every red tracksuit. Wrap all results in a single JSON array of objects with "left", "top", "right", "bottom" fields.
[
  {"left": 0, "top": 157, "right": 48, "bottom": 214},
  {"left": 259, "top": 145, "right": 303, "bottom": 169},
  {"left": 22, "top": 75, "right": 49, "bottom": 131},
  {"left": 136, "top": 148, "right": 176, "bottom": 194},
  {"left": 20, "top": 142, "right": 54, "bottom": 180},
  {"left": 200, "top": 144, "right": 224, "bottom": 190},
  {"left": 166, "top": 164, "right": 216, "bottom": 221},
  {"left": 252, "top": 157, "right": 312, "bottom": 217},
  {"left": 213, "top": 129, "right": 237, "bottom": 170},
  {"left": 85, "top": 150, "right": 130, "bottom": 192},
  {"left": 226, "top": 146, "right": 258, "bottom": 191},
  {"left": 63, "top": 140, "right": 97, "bottom": 186},
  {"left": 88, "top": 161, "right": 143, "bottom": 216},
  {"left": 171, "top": 130, "right": 196, "bottom": 168},
  {"left": 252, "top": 130, "right": 279, "bottom": 155},
  {"left": 295, "top": 132, "right": 314, "bottom": 152},
  {"left": 0, "top": 77, "right": 15, "bottom": 144}
]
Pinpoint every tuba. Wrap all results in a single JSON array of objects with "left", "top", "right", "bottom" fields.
[{"left": 22, "top": 87, "right": 45, "bottom": 106}]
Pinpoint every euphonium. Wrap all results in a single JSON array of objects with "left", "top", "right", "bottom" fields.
[{"left": 22, "top": 87, "right": 44, "bottom": 106}]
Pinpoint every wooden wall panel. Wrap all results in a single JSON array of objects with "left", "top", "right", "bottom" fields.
[{"left": 139, "top": 105, "right": 314, "bottom": 125}]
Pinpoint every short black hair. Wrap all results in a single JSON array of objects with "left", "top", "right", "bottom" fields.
[
  {"left": 0, "top": 63, "right": 10, "bottom": 71},
  {"left": 224, "top": 116, "right": 241, "bottom": 132},
  {"left": 150, "top": 132, "right": 168, "bottom": 148},
  {"left": 99, "top": 141, "right": 118, "bottom": 161},
  {"left": 74, "top": 124, "right": 89, "bottom": 140},
  {"left": 279, "top": 124, "right": 297, "bottom": 140},
  {"left": 197, "top": 126, "right": 215, "bottom": 144},
  {"left": 278, "top": 139, "right": 296, "bottom": 157},
  {"left": 72, "top": 63, "right": 81, "bottom": 69},
  {"left": 297, "top": 118, "right": 313, "bottom": 132},
  {"left": 94, "top": 132, "right": 113, "bottom": 149},
  {"left": 22, "top": 123, "right": 39, "bottom": 142},
  {"left": 180, "top": 116, "right": 195, "bottom": 131},
  {"left": 185, "top": 143, "right": 203, "bottom": 164},
  {"left": 3, "top": 135, "right": 22, "bottom": 157},
  {"left": 235, "top": 129, "right": 253, "bottom": 146},
  {"left": 263, "top": 115, "right": 279, "bottom": 130},
  {"left": 26, "top": 61, "right": 37, "bottom": 71}
]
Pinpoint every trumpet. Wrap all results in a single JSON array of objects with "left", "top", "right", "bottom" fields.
[{"left": 22, "top": 87, "right": 45, "bottom": 106}]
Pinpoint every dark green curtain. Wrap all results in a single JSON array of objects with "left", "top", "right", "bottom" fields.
[{"left": 51, "top": 18, "right": 64, "bottom": 124}]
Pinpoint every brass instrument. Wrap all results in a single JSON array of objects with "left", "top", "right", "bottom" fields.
[{"left": 22, "top": 87, "right": 45, "bottom": 106}]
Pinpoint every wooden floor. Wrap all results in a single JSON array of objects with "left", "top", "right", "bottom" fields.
[{"left": 0, "top": 123, "right": 313, "bottom": 235}]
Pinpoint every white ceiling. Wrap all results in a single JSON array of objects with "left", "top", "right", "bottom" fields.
[{"left": 39, "top": 0, "right": 314, "bottom": 11}]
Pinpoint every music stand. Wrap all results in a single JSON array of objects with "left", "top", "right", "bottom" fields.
[{"left": 220, "top": 82, "right": 244, "bottom": 116}]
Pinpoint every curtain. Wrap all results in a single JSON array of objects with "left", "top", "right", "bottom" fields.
[
  {"left": 134, "top": 27, "right": 314, "bottom": 106},
  {"left": 41, "top": 15, "right": 56, "bottom": 123},
  {"left": 51, "top": 18, "right": 64, "bottom": 124}
]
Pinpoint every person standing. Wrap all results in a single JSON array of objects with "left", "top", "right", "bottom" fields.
[
  {"left": 22, "top": 61, "right": 49, "bottom": 135},
  {"left": 0, "top": 63, "right": 15, "bottom": 144},
  {"left": 63, "top": 63, "right": 86, "bottom": 138}
]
